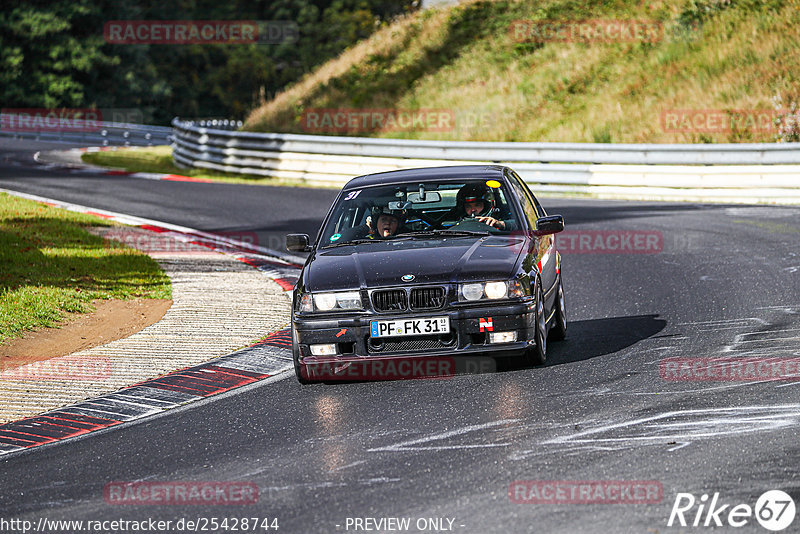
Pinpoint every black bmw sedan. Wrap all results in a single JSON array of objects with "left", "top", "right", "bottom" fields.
[{"left": 286, "top": 165, "right": 566, "bottom": 383}]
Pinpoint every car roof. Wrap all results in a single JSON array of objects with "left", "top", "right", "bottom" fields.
[{"left": 342, "top": 165, "right": 508, "bottom": 190}]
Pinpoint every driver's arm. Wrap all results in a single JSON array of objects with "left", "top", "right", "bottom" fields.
[{"left": 476, "top": 215, "right": 516, "bottom": 230}]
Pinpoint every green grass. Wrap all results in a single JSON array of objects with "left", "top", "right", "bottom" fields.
[
  {"left": 81, "top": 146, "right": 340, "bottom": 188},
  {"left": 244, "top": 0, "right": 800, "bottom": 143},
  {"left": 0, "top": 194, "right": 171, "bottom": 344},
  {"left": 82, "top": 146, "right": 183, "bottom": 176}
]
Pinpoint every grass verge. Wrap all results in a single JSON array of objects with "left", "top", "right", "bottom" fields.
[
  {"left": 0, "top": 193, "right": 171, "bottom": 344},
  {"left": 244, "top": 0, "right": 800, "bottom": 143}
]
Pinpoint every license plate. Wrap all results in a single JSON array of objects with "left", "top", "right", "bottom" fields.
[{"left": 370, "top": 317, "right": 450, "bottom": 338}]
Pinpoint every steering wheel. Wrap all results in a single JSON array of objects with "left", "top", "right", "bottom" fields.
[{"left": 449, "top": 218, "right": 494, "bottom": 232}]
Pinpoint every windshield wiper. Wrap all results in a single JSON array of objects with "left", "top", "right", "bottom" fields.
[
  {"left": 321, "top": 238, "right": 384, "bottom": 248},
  {"left": 322, "top": 231, "right": 490, "bottom": 248},
  {"left": 393, "top": 230, "right": 490, "bottom": 238}
]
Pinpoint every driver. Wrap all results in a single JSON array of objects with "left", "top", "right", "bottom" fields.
[{"left": 454, "top": 183, "right": 514, "bottom": 230}]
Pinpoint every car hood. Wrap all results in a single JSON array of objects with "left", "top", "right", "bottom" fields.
[{"left": 305, "top": 236, "right": 526, "bottom": 291}]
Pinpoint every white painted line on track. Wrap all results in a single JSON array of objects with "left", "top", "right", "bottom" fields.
[{"left": 367, "top": 419, "right": 520, "bottom": 452}]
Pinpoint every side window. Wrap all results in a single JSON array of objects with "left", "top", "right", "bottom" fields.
[
  {"left": 336, "top": 206, "right": 358, "bottom": 234},
  {"left": 530, "top": 191, "right": 546, "bottom": 217},
  {"left": 511, "top": 170, "right": 546, "bottom": 218},
  {"left": 505, "top": 170, "right": 538, "bottom": 228}
]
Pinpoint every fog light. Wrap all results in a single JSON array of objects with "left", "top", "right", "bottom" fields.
[
  {"left": 489, "top": 331, "right": 517, "bottom": 343},
  {"left": 310, "top": 344, "right": 337, "bottom": 356}
]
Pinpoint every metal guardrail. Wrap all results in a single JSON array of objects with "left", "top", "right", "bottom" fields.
[
  {"left": 0, "top": 114, "right": 172, "bottom": 146},
  {"left": 171, "top": 118, "right": 800, "bottom": 203},
  {"left": 173, "top": 118, "right": 800, "bottom": 165}
]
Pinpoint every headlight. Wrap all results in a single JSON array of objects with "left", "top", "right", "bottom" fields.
[
  {"left": 297, "top": 291, "right": 363, "bottom": 312},
  {"left": 461, "top": 283, "right": 484, "bottom": 301},
  {"left": 314, "top": 293, "right": 338, "bottom": 311},
  {"left": 459, "top": 280, "right": 525, "bottom": 302},
  {"left": 484, "top": 281, "right": 507, "bottom": 299},
  {"left": 332, "top": 291, "right": 362, "bottom": 309}
]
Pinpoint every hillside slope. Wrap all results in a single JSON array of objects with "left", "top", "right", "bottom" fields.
[{"left": 243, "top": 0, "right": 800, "bottom": 143}]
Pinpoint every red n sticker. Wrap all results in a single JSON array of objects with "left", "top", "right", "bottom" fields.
[{"left": 479, "top": 318, "right": 494, "bottom": 332}]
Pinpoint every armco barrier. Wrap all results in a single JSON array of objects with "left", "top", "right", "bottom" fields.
[
  {"left": 0, "top": 113, "right": 172, "bottom": 147},
  {"left": 169, "top": 118, "right": 800, "bottom": 203}
]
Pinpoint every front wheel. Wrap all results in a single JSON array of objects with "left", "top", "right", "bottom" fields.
[
  {"left": 526, "top": 282, "right": 547, "bottom": 366},
  {"left": 292, "top": 326, "right": 312, "bottom": 384},
  {"left": 293, "top": 357, "right": 311, "bottom": 385}
]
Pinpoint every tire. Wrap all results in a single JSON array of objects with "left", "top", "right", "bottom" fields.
[
  {"left": 293, "top": 356, "right": 311, "bottom": 384},
  {"left": 526, "top": 282, "right": 547, "bottom": 366},
  {"left": 292, "top": 326, "right": 312, "bottom": 384},
  {"left": 548, "top": 274, "right": 567, "bottom": 341}
]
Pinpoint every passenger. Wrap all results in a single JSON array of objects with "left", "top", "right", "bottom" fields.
[
  {"left": 369, "top": 206, "right": 405, "bottom": 238},
  {"left": 337, "top": 205, "right": 406, "bottom": 243},
  {"left": 453, "top": 183, "right": 515, "bottom": 230}
]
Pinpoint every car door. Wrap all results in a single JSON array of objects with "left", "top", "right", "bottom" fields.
[{"left": 505, "top": 169, "right": 557, "bottom": 299}]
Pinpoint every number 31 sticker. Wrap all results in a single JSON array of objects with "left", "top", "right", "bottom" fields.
[{"left": 344, "top": 190, "right": 362, "bottom": 201}]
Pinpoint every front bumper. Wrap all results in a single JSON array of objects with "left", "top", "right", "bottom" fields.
[{"left": 293, "top": 301, "right": 536, "bottom": 380}]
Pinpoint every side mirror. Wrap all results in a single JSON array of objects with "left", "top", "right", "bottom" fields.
[
  {"left": 533, "top": 215, "right": 564, "bottom": 236},
  {"left": 286, "top": 233, "right": 312, "bottom": 252}
]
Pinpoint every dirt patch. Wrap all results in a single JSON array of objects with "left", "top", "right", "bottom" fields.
[{"left": 0, "top": 299, "right": 172, "bottom": 370}]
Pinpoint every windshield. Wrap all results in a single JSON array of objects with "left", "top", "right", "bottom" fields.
[{"left": 319, "top": 178, "right": 521, "bottom": 248}]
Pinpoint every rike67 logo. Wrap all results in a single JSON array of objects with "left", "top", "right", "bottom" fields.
[{"left": 668, "top": 490, "right": 796, "bottom": 531}]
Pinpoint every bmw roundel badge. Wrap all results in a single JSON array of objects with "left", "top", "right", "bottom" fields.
[{"left": 402, "top": 274, "right": 415, "bottom": 282}]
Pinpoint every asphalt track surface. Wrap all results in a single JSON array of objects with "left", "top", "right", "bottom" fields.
[{"left": 2, "top": 138, "right": 800, "bottom": 533}]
